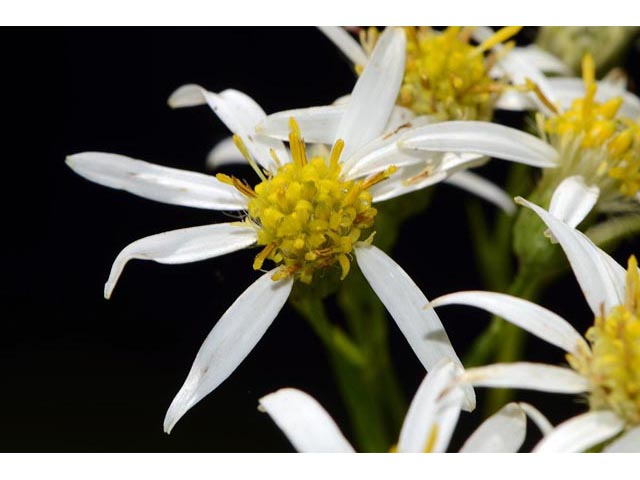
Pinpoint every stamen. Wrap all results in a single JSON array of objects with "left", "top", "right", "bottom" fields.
[
  {"left": 216, "top": 173, "right": 256, "bottom": 198},
  {"left": 525, "top": 78, "right": 560, "bottom": 115},
  {"left": 288, "top": 117, "right": 308, "bottom": 167},
  {"left": 232, "top": 135, "right": 267, "bottom": 181},
  {"left": 472, "top": 26, "right": 522, "bottom": 55},
  {"left": 423, "top": 424, "right": 440, "bottom": 453},
  {"left": 329, "top": 139, "right": 345, "bottom": 168}
]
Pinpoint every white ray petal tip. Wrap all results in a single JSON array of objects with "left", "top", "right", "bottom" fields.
[{"left": 167, "top": 84, "right": 206, "bottom": 109}]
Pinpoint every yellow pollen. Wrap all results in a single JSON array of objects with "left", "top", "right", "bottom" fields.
[
  {"left": 423, "top": 424, "right": 439, "bottom": 453},
  {"left": 227, "top": 118, "right": 389, "bottom": 284},
  {"left": 542, "top": 54, "right": 640, "bottom": 197},
  {"left": 361, "top": 26, "right": 521, "bottom": 120},
  {"left": 567, "top": 256, "right": 640, "bottom": 425}
]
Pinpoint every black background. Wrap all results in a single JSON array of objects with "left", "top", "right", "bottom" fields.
[{"left": 3, "top": 27, "right": 640, "bottom": 452}]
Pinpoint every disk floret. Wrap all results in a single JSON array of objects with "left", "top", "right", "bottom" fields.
[
  {"left": 568, "top": 255, "right": 640, "bottom": 425},
  {"left": 218, "top": 119, "right": 395, "bottom": 284},
  {"left": 541, "top": 54, "right": 640, "bottom": 198},
  {"left": 360, "top": 26, "right": 521, "bottom": 120}
]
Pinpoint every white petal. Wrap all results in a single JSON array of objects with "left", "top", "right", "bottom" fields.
[
  {"left": 317, "top": 26, "right": 368, "bottom": 67},
  {"left": 546, "top": 77, "right": 640, "bottom": 119},
  {"left": 458, "top": 363, "right": 591, "bottom": 394},
  {"left": 494, "top": 90, "right": 536, "bottom": 111},
  {"left": 518, "top": 402, "right": 554, "bottom": 436},
  {"left": 206, "top": 136, "right": 245, "bottom": 170},
  {"left": 369, "top": 164, "right": 448, "bottom": 203},
  {"left": 342, "top": 117, "right": 437, "bottom": 180},
  {"left": 398, "top": 121, "right": 558, "bottom": 168},
  {"left": 444, "top": 171, "right": 516, "bottom": 214},
  {"left": 258, "top": 388, "right": 355, "bottom": 453},
  {"left": 258, "top": 105, "right": 343, "bottom": 144},
  {"left": 533, "top": 411, "right": 625, "bottom": 453},
  {"left": 397, "top": 359, "right": 464, "bottom": 453},
  {"left": 603, "top": 426, "right": 640, "bottom": 453},
  {"left": 104, "top": 223, "right": 257, "bottom": 299},
  {"left": 429, "top": 291, "right": 587, "bottom": 356},
  {"left": 355, "top": 245, "right": 475, "bottom": 411},
  {"left": 337, "top": 27, "right": 406, "bottom": 159},
  {"left": 168, "top": 84, "right": 286, "bottom": 172},
  {"left": 66, "top": 152, "right": 247, "bottom": 211},
  {"left": 459, "top": 402, "right": 526, "bottom": 453},
  {"left": 510, "top": 45, "right": 572, "bottom": 75},
  {"left": 498, "top": 49, "right": 558, "bottom": 115},
  {"left": 516, "top": 197, "right": 626, "bottom": 316},
  {"left": 164, "top": 270, "right": 293, "bottom": 433},
  {"left": 548, "top": 176, "right": 600, "bottom": 233}
]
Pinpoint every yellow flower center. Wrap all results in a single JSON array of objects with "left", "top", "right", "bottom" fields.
[
  {"left": 541, "top": 54, "right": 640, "bottom": 197},
  {"left": 360, "top": 26, "right": 521, "bottom": 120},
  {"left": 217, "top": 119, "right": 395, "bottom": 284},
  {"left": 567, "top": 255, "right": 640, "bottom": 425}
]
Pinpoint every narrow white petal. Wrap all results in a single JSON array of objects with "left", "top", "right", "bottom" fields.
[
  {"left": 516, "top": 197, "right": 626, "bottom": 316},
  {"left": 444, "top": 171, "right": 516, "bottom": 214},
  {"left": 429, "top": 291, "right": 587, "bottom": 356},
  {"left": 164, "top": 270, "right": 293, "bottom": 433},
  {"left": 533, "top": 411, "right": 625, "bottom": 453},
  {"left": 337, "top": 27, "right": 406, "bottom": 159},
  {"left": 546, "top": 77, "right": 640, "bottom": 119},
  {"left": 458, "top": 363, "right": 591, "bottom": 394},
  {"left": 510, "top": 45, "right": 572, "bottom": 75},
  {"left": 317, "top": 26, "right": 369, "bottom": 67},
  {"left": 603, "top": 426, "right": 640, "bottom": 452},
  {"left": 66, "top": 152, "right": 247, "bottom": 210},
  {"left": 168, "top": 84, "right": 286, "bottom": 171},
  {"left": 398, "top": 121, "right": 558, "bottom": 168},
  {"left": 104, "top": 223, "right": 257, "bottom": 299},
  {"left": 548, "top": 176, "right": 599, "bottom": 232},
  {"left": 206, "top": 136, "right": 245, "bottom": 170},
  {"left": 355, "top": 245, "right": 475, "bottom": 411},
  {"left": 397, "top": 359, "right": 464, "bottom": 453},
  {"left": 259, "top": 388, "right": 355, "bottom": 453},
  {"left": 459, "top": 402, "right": 526, "bottom": 453},
  {"left": 369, "top": 164, "right": 448, "bottom": 203},
  {"left": 258, "top": 105, "right": 343, "bottom": 144},
  {"left": 518, "top": 402, "right": 554, "bottom": 436},
  {"left": 494, "top": 90, "right": 536, "bottom": 111}
]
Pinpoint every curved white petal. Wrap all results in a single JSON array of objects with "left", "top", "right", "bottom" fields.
[
  {"left": 548, "top": 176, "right": 600, "bottom": 232},
  {"left": 258, "top": 105, "right": 343, "bottom": 144},
  {"left": 603, "top": 426, "right": 640, "bottom": 453},
  {"left": 444, "top": 171, "right": 516, "bottom": 214},
  {"left": 547, "top": 77, "right": 640, "bottom": 119},
  {"left": 458, "top": 363, "right": 591, "bottom": 394},
  {"left": 398, "top": 121, "right": 558, "bottom": 168},
  {"left": 369, "top": 164, "right": 448, "bottom": 203},
  {"left": 337, "top": 27, "right": 406, "bottom": 159},
  {"left": 164, "top": 270, "right": 293, "bottom": 433},
  {"left": 429, "top": 291, "right": 587, "bottom": 356},
  {"left": 459, "top": 402, "right": 526, "bottom": 453},
  {"left": 66, "top": 152, "right": 247, "bottom": 211},
  {"left": 259, "top": 388, "right": 355, "bottom": 453},
  {"left": 317, "top": 26, "right": 368, "bottom": 67},
  {"left": 104, "top": 223, "right": 257, "bottom": 299},
  {"left": 519, "top": 402, "right": 554, "bottom": 436},
  {"left": 516, "top": 197, "right": 626, "bottom": 316},
  {"left": 397, "top": 359, "right": 464, "bottom": 453},
  {"left": 206, "top": 136, "right": 245, "bottom": 170},
  {"left": 355, "top": 245, "right": 475, "bottom": 411},
  {"left": 533, "top": 411, "right": 625, "bottom": 453},
  {"left": 494, "top": 90, "right": 536, "bottom": 111},
  {"left": 168, "top": 84, "right": 286, "bottom": 172}
]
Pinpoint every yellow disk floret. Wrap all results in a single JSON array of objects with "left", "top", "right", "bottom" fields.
[
  {"left": 542, "top": 54, "right": 640, "bottom": 197},
  {"left": 568, "top": 255, "right": 640, "bottom": 425},
  {"left": 360, "top": 26, "right": 521, "bottom": 120},
  {"left": 218, "top": 119, "right": 395, "bottom": 284}
]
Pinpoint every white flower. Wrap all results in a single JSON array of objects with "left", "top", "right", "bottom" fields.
[
  {"left": 259, "top": 357, "right": 550, "bottom": 452},
  {"left": 398, "top": 53, "right": 640, "bottom": 231},
  {"left": 66, "top": 27, "right": 474, "bottom": 434},
  {"left": 427, "top": 198, "right": 640, "bottom": 452}
]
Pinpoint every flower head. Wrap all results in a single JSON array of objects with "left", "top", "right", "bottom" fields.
[{"left": 429, "top": 199, "right": 640, "bottom": 452}]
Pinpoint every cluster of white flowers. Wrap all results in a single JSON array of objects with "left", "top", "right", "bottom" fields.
[{"left": 66, "top": 27, "right": 640, "bottom": 452}]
